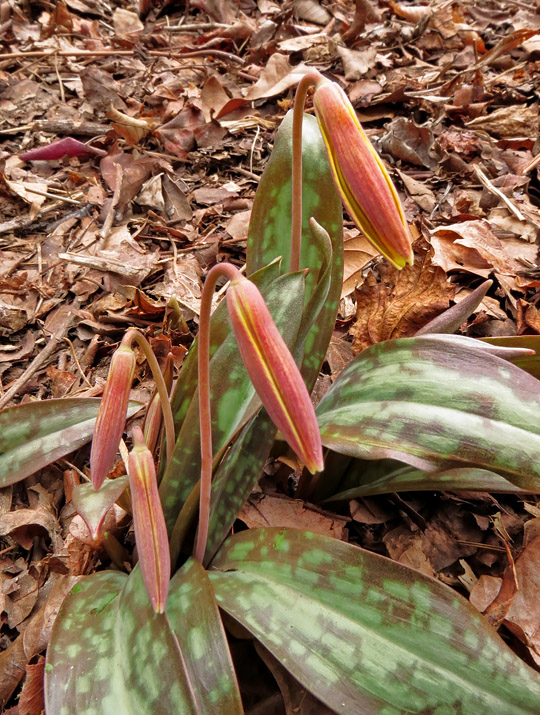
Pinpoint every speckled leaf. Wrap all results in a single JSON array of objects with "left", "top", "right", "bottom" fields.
[
  {"left": 72, "top": 476, "right": 129, "bottom": 539},
  {"left": 160, "top": 270, "right": 305, "bottom": 531},
  {"left": 327, "top": 464, "right": 530, "bottom": 501},
  {"left": 0, "top": 398, "right": 141, "bottom": 487},
  {"left": 210, "top": 527, "right": 540, "bottom": 714},
  {"left": 316, "top": 334, "right": 540, "bottom": 491},
  {"left": 203, "top": 410, "right": 276, "bottom": 563},
  {"left": 46, "top": 564, "right": 241, "bottom": 714},
  {"left": 247, "top": 111, "right": 343, "bottom": 391}
]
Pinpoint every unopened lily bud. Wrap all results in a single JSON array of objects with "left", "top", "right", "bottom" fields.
[
  {"left": 90, "top": 343, "right": 136, "bottom": 490},
  {"left": 128, "top": 426, "right": 170, "bottom": 613},
  {"left": 226, "top": 274, "right": 324, "bottom": 474},
  {"left": 313, "top": 80, "right": 414, "bottom": 269}
]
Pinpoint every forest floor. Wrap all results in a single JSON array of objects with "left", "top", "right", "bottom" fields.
[{"left": 1, "top": 0, "right": 540, "bottom": 711}]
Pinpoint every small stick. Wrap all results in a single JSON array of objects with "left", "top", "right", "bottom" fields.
[
  {"left": 521, "top": 153, "right": 540, "bottom": 175},
  {"left": 24, "top": 186, "right": 84, "bottom": 206},
  {"left": 0, "top": 48, "right": 245, "bottom": 65},
  {"left": 473, "top": 165, "right": 526, "bottom": 222},
  {"left": 0, "top": 305, "right": 76, "bottom": 409},
  {"left": 100, "top": 162, "right": 122, "bottom": 240}
]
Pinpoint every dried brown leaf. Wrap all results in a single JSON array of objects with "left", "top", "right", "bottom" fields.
[
  {"left": 351, "top": 247, "right": 455, "bottom": 354},
  {"left": 237, "top": 494, "right": 347, "bottom": 541}
]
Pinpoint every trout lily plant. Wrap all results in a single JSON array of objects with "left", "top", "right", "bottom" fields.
[{"left": 3, "top": 72, "right": 540, "bottom": 713}]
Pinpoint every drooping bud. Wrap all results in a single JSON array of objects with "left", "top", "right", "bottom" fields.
[
  {"left": 128, "top": 426, "right": 170, "bottom": 613},
  {"left": 90, "top": 343, "right": 136, "bottom": 490},
  {"left": 313, "top": 80, "right": 414, "bottom": 269},
  {"left": 226, "top": 273, "right": 324, "bottom": 474}
]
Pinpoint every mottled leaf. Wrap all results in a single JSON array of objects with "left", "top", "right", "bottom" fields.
[
  {"left": 316, "top": 335, "right": 540, "bottom": 491},
  {"left": 160, "top": 270, "right": 306, "bottom": 531},
  {"left": 45, "top": 564, "right": 241, "bottom": 714},
  {"left": 72, "top": 476, "right": 129, "bottom": 539},
  {"left": 0, "top": 398, "right": 141, "bottom": 487},
  {"left": 210, "top": 527, "right": 540, "bottom": 714},
  {"left": 327, "top": 464, "right": 530, "bottom": 501},
  {"left": 247, "top": 111, "right": 343, "bottom": 391}
]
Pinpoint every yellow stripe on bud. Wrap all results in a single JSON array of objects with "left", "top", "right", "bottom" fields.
[{"left": 128, "top": 426, "right": 170, "bottom": 613}]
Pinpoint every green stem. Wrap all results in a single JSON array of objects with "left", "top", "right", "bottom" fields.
[
  {"left": 122, "top": 330, "right": 175, "bottom": 466},
  {"left": 290, "top": 71, "right": 324, "bottom": 273},
  {"left": 193, "top": 262, "right": 242, "bottom": 563}
]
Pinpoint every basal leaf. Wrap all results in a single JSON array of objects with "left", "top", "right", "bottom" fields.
[
  {"left": 316, "top": 335, "right": 540, "bottom": 491},
  {"left": 327, "top": 463, "right": 529, "bottom": 501},
  {"left": 160, "top": 270, "right": 306, "bottom": 531},
  {"left": 210, "top": 527, "right": 540, "bottom": 714},
  {"left": 46, "top": 564, "right": 241, "bottom": 714},
  {"left": 0, "top": 398, "right": 141, "bottom": 488},
  {"left": 247, "top": 112, "right": 343, "bottom": 391},
  {"left": 203, "top": 410, "right": 275, "bottom": 563}
]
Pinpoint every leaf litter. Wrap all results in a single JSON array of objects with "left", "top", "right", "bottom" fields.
[{"left": 1, "top": 0, "right": 540, "bottom": 709}]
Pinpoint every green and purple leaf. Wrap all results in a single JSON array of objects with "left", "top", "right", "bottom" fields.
[
  {"left": 316, "top": 335, "right": 540, "bottom": 491},
  {"left": 46, "top": 563, "right": 242, "bottom": 714},
  {"left": 0, "top": 398, "right": 141, "bottom": 488},
  {"left": 72, "top": 476, "right": 129, "bottom": 540},
  {"left": 210, "top": 527, "right": 540, "bottom": 713},
  {"left": 327, "top": 464, "right": 530, "bottom": 501},
  {"left": 247, "top": 111, "right": 343, "bottom": 392},
  {"left": 160, "top": 268, "right": 306, "bottom": 531}
]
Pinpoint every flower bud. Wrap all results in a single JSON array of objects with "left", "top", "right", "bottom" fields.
[
  {"left": 128, "top": 426, "right": 170, "bottom": 613},
  {"left": 90, "top": 344, "right": 136, "bottom": 490},
  {"left": 226, "top": 274, "right": 324, "bottom": 474},
  {"left": 313, "top": 80, "right": 414, "bottom": 269}
]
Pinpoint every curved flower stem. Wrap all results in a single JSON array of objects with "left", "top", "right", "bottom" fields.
[
  {"left": 193, "top": 262, "right": 242, "bottom": 563},
  {"left": 290, "top": 70, "right": 324, "bottom": 272},
  {"left": 122, "top": 330, "right": 175, "bottom": 466}
]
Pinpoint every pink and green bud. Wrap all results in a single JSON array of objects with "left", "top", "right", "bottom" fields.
[
  {"left": 90, "top": 343, "right": 136, "bottom": 490},
  {"left": 313, "top": 80, "right": 414, "bottom": 269},
  {"left": 226, "top": 273, "right": 324, "bottom": 474},
  {"left": 128, "top": 426, "right": 170, "bottom": 613}
]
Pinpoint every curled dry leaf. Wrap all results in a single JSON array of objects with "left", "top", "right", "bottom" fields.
[{"left": 351, "top": 246, "right": 455, "bottom": 353}]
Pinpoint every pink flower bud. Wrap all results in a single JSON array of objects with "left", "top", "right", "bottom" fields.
[
  {"left": 128, "top": 427, "right": 170, "bottom": 613},
  {"left": 226, "top": 274, "right": 324, "bottom": 474},
  {"left": 313, "top": 80, "right": 414, "bottom": 269},
  {"left": 90, "top": 344, "right": 136, "bottom": 490}
]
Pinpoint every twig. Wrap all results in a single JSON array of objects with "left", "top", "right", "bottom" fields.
[
  {"left": 0, "top": 304, "right": 77, "bottom": 409},
  {"left": 155, "top": 21, "right": 229, "bottom": 31},
  {"left": 521, "top": 153, "right": 540, "bottom": 175},
  {"left": 24, "top": 186, "right": 84, "bottom": 206},
  {"left": 0, "top": 119, "right": 109, "bottom": 136},
  {"left": 100, "top": 162, "right": 122, "bottom": 241},
  {"left": 0, "top": 48, "right": 245, "bottom": 65},
  {"left": 473, "top": 165, "right": 525, "bottom": 222}
]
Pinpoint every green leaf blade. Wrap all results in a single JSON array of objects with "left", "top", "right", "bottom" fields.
[
  {"left": 316, "top": 336, "right": 540, "bottom": 490},
  {"left": 46, "top": 564, "right": 241, "bottom": 714},
  {"left": 210, "top": 528, "right": 540, "bottom": 714},
  {"left": 0, "top": 398, "right": 141, "bottom": 487},
  {"left": 160, "top": 269, "right": 306, "bottom": 530}
]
